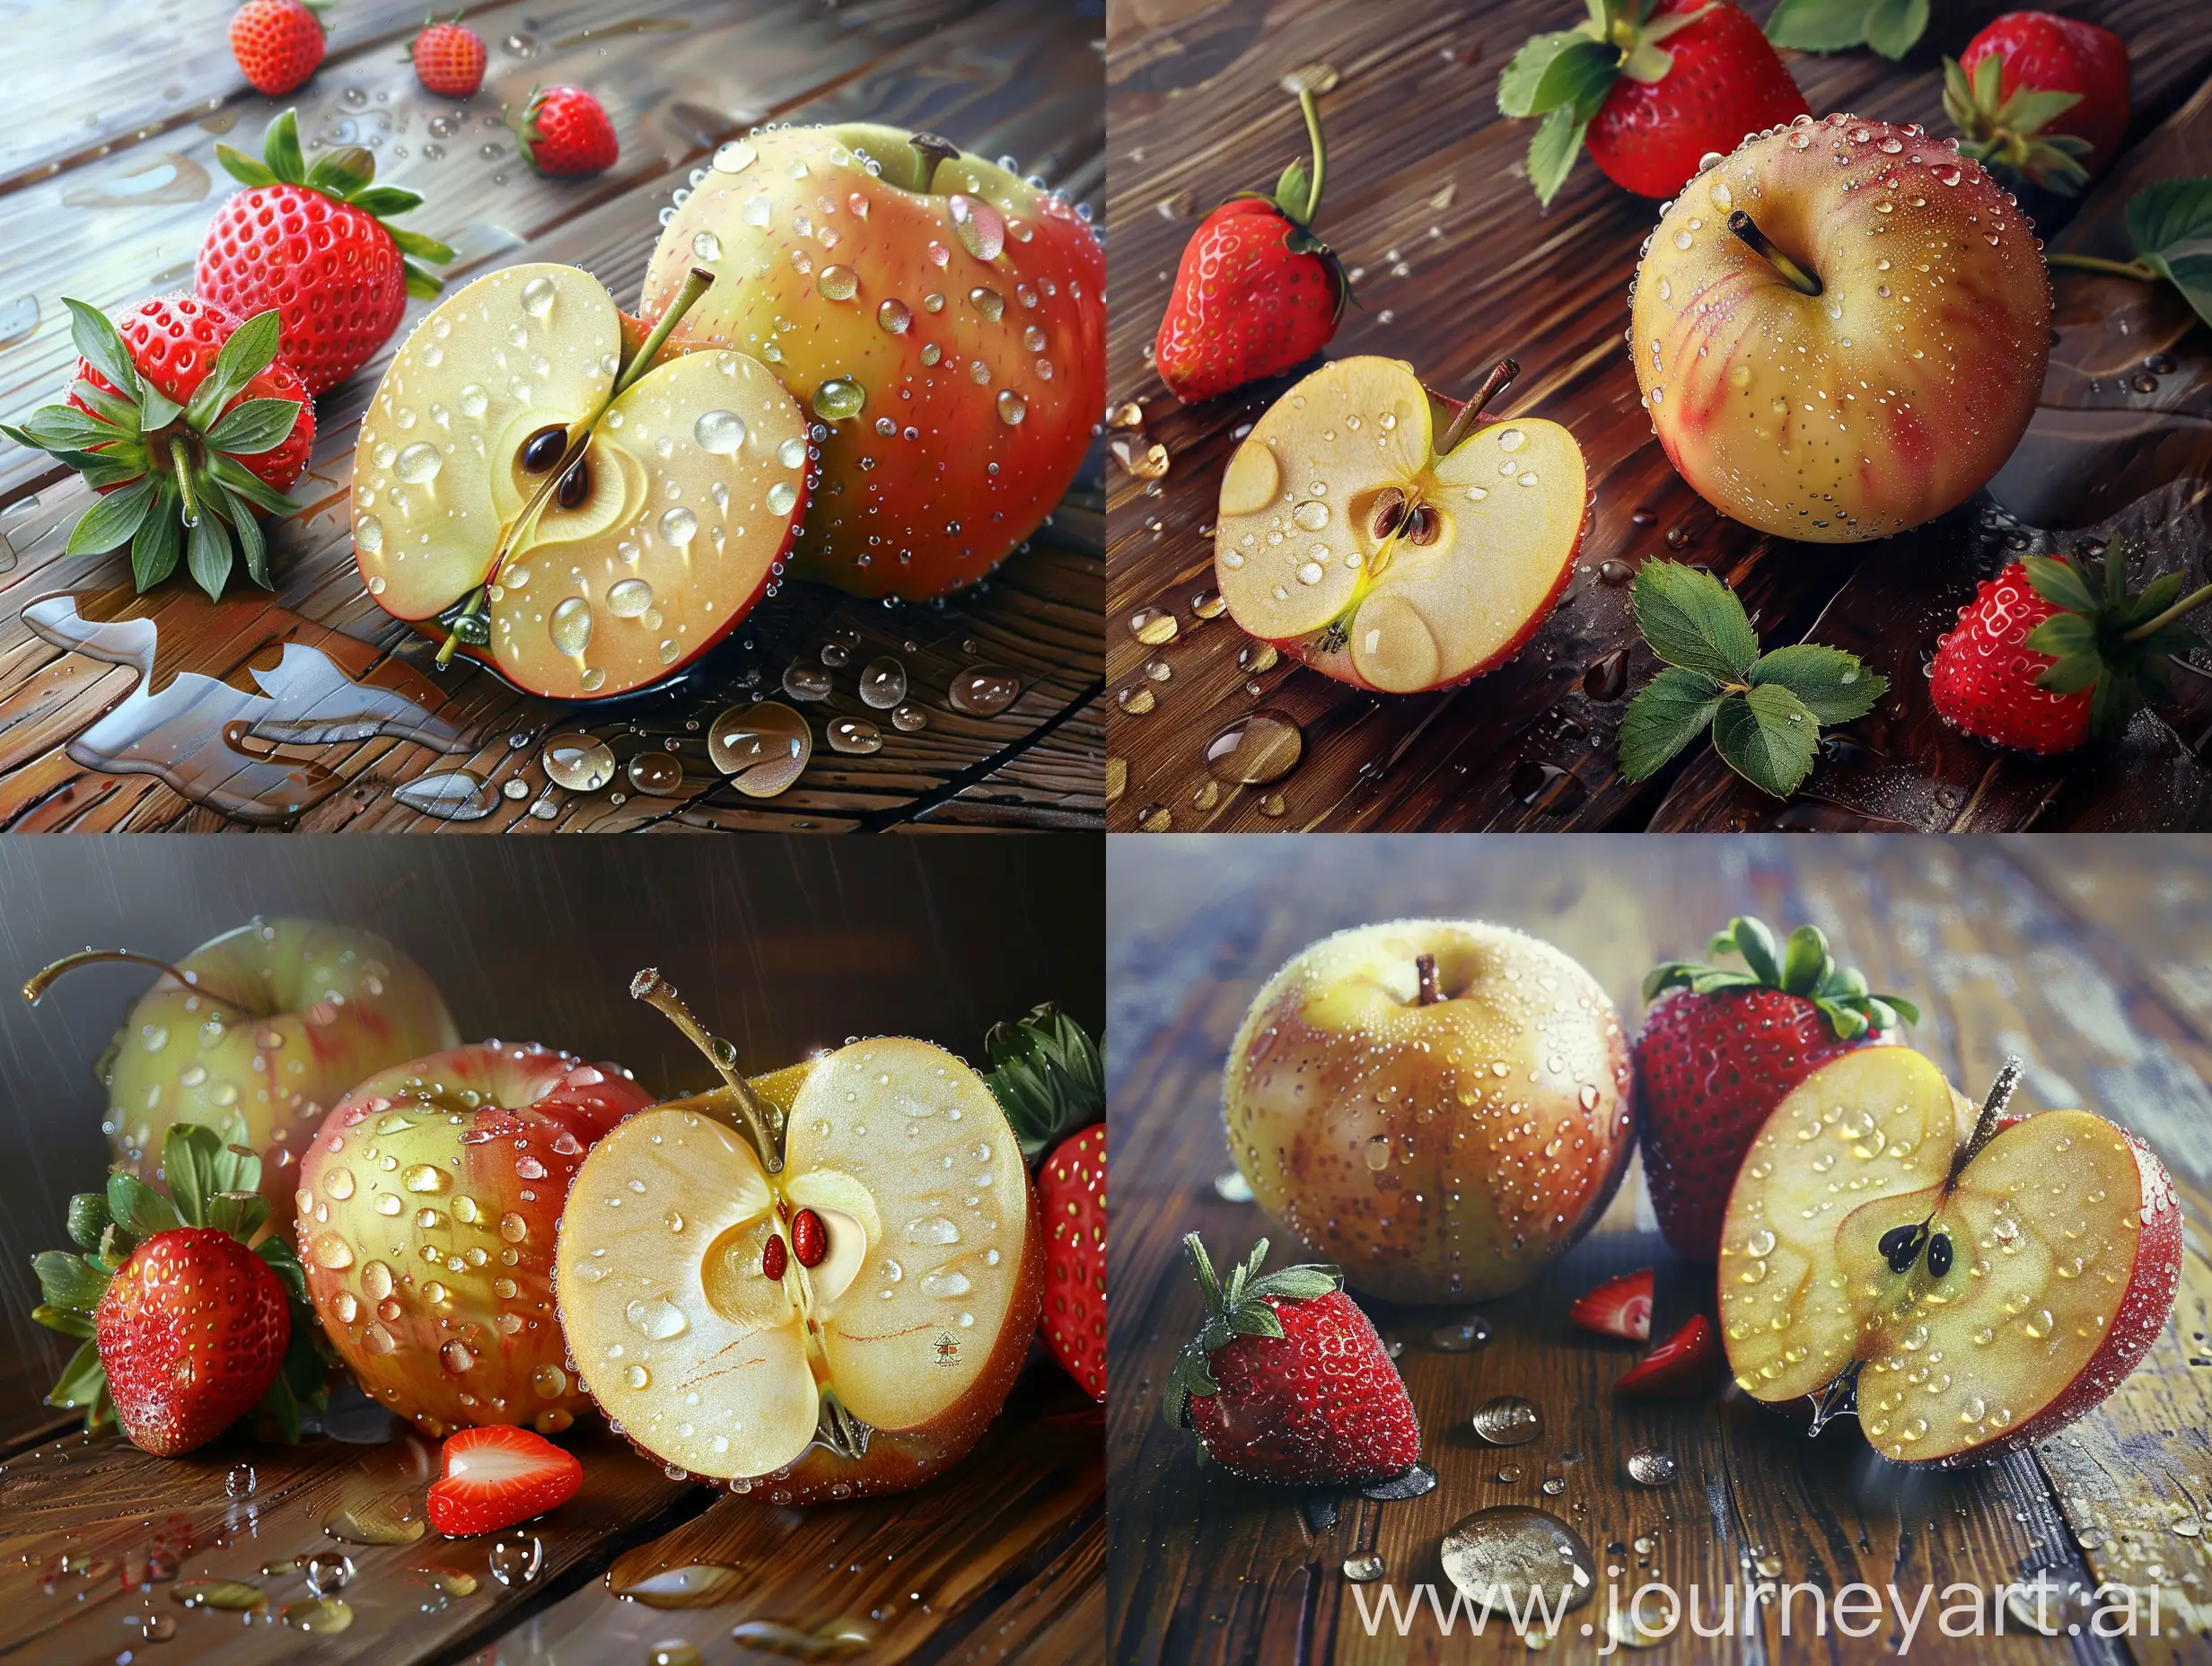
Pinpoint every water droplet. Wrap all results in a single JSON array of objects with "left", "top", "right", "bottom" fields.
[
  {"left": 1343, "top": 1554, "right": 1385, "bottom": 1583},
  {"left": 1627, "top": 1450, "right": 1677, "bottom": 1486},
  {"left": 627, "top": 1296, "right": 689, "bottom": 1340},
  {"left": 904, "top": 1215, "right": 961, "bottom": 1246},
  {"left": 489, "top": 1537, "right": 543, "bottom": 1587},
  {"left": 226, "top": 1462, "right": 258, "bottom": 1498},
  {"left": 691, "top": 230, "right": 722, "bottom": 263},
  {"left": 1471, "top": 1396, "right": 1542, "bottom": 1445},
  {"left": 948, "top": 194, "right": 1005, "bottom": 260},
  {"left": 1428, "top": 1318, "right": 1492, "bottom": 1353},
  {"left": 659, "top": 506, "right": 698, "bottom": 548},
  {"left": 550, "top": 597, "right": 592, "bottom": 656},
  {"left": 858, "top": 657, "right": 907, "bottom": 708},
  {"left": 827, "top": 716, "right": 882, "bottom": 755},
  {"left": 174, "top": 1579, "right": 266, "bottom": 1611},
  {"left": 996, "top": 389, "right": 1027, "bottom": 425},
  {"left": 818, "top": 264, "right": 858, "bottom": 301},
  {"left": 1204, "top": 710, "right": 1303, "bottom": 785},
  {"left": 812, "top": 377, "right": 865, "bottom": 421},
  {"left": 693, "top": 408, "right": 746, "bottom": 455},
  {"left": 948, "top": 667, "right": 1020, "bottom": 715},
  {"left": 542, "top": 733, "right": 616, "bottom": 792},
  {"left": 395, "top": 442, "right": 442, "bottom": 484}
]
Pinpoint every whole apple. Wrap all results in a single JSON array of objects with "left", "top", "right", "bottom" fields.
[
  {"left": 29, "top": 918, "right": 459, "bottom": 1214},
  {"left": 297, "top": 1041, "right": 654, "bottom": 1436},
  {"left": 639, "top": 124, "right": 1106, "bottom": 601},
  {"left": 1630, "top": 113, "right": 2050, "bottom": 541},
  {"left": 1224, "top": 922, "right": 1633, "bottom": 1302}
]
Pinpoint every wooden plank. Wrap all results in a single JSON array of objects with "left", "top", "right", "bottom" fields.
[{"left": 1102, "top": 0, "right": 2212, "bottom": 831}]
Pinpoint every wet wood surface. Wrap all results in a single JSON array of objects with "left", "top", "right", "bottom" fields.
[
  {"left": 1102, "top": 0, "right": 2212, "bottom": 832},
  {"left": 0, "top": 0, "right": 1105, "bottom": 832},
  {"left": 1106, "top": 836, "right": 2212, "bottom": 1662}
]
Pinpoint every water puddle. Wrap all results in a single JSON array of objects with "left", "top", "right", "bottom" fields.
[{"left": 61, "top": 153, "right": 210, "bottom": 209}]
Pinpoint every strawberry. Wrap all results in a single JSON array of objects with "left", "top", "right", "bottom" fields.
[
  {"left": 512, "top": 85, "right": 619, "bottom": 177},
  {"left": 1500, "top": 0, "right": 1809, "bottom": 206},
  {"left": 1930, "top": 550, "right": 2208, "bottom": 756},
  {"left": 1164, "top": 1236, "right": 1419, "bottom": 1486},
  {"left": 1569, "top": 1267, "right": 1652, "bottom": 1342},
  {"left": 2, "top": 294, "right": 311, "bottom": 599},
  {"left": 1635, "top": 916, "right": 1915, "bottom": 1261},
  {"left": 30, "top": 1125, "right": 323, "bottom": 1455},
  {"left": 197, "top": 109, "right": 454, "bottom": 396},
  {"left": 1615, "top": 1313, "right": 1719, "bottom": 1397},
  {"left": 426, "top": 1425, "right": 584, "bottom": 1536},
  {"left": 1154, "top": 84, "right": 1348, "bottom": 405},
  {"left": 986, "top": 1005, "right": 1107, "bottom": 1403},
  {"left": 230, "top": 0, "right": 328, "bottom": 97},
  {"left": 408, "top": 12, "right": 487, "bottom": 100},
  {"left": 1944, "top": 13, "right": 2129, "bottom": 194}
]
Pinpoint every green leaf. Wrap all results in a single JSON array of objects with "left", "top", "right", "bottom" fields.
[
  {"left": 1271, "top": 161, "right": 1312, "bottom": 222},
  {"left": 2127, "top": 179, "right": 2212, "bottom": 329},
  {"left": 1751, "top": 642, "right": 1886, "bottom": 723},
  {"left": 1861, "top": 0, "right": 1928, "bottom": 59},
  {"left": 34, "top": 1249, "right": 109, "bottom": 1312},
  {"left": 64, "top": 298, "right": 140, "bottom": 399},
  {"left": 187, "top": 509, "right": 236, "bottom": 600},
  {"left": 263, "top": 109, "right": 306, "bottom": 183},
  {"left": 1765, "top": 0, "right": 1879, "bottom": 52},
  {"left": 304, "top": 145, "right": 377, "bottom": 198},
  {"left": 65, "top": 478, "right": 157, "bottom": 555},
  {"left": 33, "top": 1303, "right": 95, "bottom": 1338},
  {"left": 139, "top": 386, "right": 183, "bottom": 431},
  {"left": 185, "top": 310, "right": 285, "bottom": 432},
  {"left": 1781, "top": 924, "right": 1830, "bottom": 995},
  {"left": 1686, "top": 968, "right": 1760, "bottom": 995},
  {"left": 1225, "top": 1303, "right": 1286, "bottom": 1340},
  {"left": 66, "top": 1192, "right": 112, "bottom": 1251},
  {"left": 1998, "top": 88, "right": 2085, "bottom": 136},
  {"left": 1526, "top": 108, "right": 1593, "bottom": 208},
  {"left": 206, "top": 396, "right": 304, "bottom": 456},
  {"left": 2035, "top": 649, "right": 2105, "bottom": 696},
  {"left": 132, "top": 487, "right": 182, "bottom": 590},
  {"left": 1710, "top": 684, "right": 1821, "bottom": 798},
  {"left": 206, "top": 1190, "right": 272, "bottom": 1241},
  {"left": 107, "top": 1172, "right": 180, "bottom": 1237},
  {"left": 163, "top": 1123, "right": 224, "bottom": 1226},
  {"left": 70, "top": 379, "right": 140, "bottom": 429},
  {"left": 2020, "top": 554, "right": 2095, "bottom": 616},
  {"left": 77, "top": 446, "right": 152, "bottom": 488},
  {"left": 223, "top": 487, "right": 273, "bottom": 589},
  {"left": 402, "top": 259, "right": 447, "bottom": 301},
  {"left": 2023, "top": 612, "right": 2094, "bottom": 659},
  {"left": 349, "top": 183, "right": 428, "bottom": 219},
  {"left": 1884, "top": 995, "right": 1921, "bottom": 1025},
  {"left": 206, "top": 452, "right": 301, "bottom": 517},
  {"left": 1619, "top": 665, "right": 1723, "bottom": 780},
  {"left": 1632, "top": 560, "right": 1760, "bottom": 680},
  {"left": 390, "top": 226, "right": 457, "bottom": 262},
  {"left": 215, "top": 143, "right": 278, "bottom": 189},
  {"left": 48, "top": 1338, "right": 109, "bottom": 1416},
  {"left": 1816, "top": 998, "right": 1869, "bottom": 1040},
  {"left": 1500, "top": 32, "right": 1615, "bottom": 119},
  {"left": 1245, "top": 1266, "right": 1342, "bottom": 1301},
  {"left": 23, "top": 405, "right": 125, "bottom": 451},
  {"left": 257, "top": 1237, "right": 310, "bottom": 1303},
  {"left": 1727, "top": 917, "right": 1783, "bottom": 986}
]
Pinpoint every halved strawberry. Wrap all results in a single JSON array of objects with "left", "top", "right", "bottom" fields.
[
  {"left": 426, "top": 1425, "right": 584, "bottom": 1536},
  {"left": 1615, "top": 1314, "right": 1720, "bottom": 1398},
  {"left": 1569, "top": 1268, "right": 1652, "bottom": 1343}
]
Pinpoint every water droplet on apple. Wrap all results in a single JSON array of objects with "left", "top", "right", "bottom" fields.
[
  {"left": 967, "top": 286, "right": 1005, "bottom": 323},
  {"left": 996, "top": 390, "right": 1026, "bottom": 425},
  {"left": 395, "top": 443, "right": 442, "bottom": 484},
  {"left": 741, "top": 196, "right": 771, "bottom": 228},
  {"left": 692, "top": 408, "right": 746, "bottom": 456},
  {"left": 817, "top": 264, "right": 858, "bottom": 301},
  {"left": 712, "top": 140, "right": 756, "bottom": 174},
  {"left": 948, "top": 194, "right": 1005, "bottom": 260},
  {"left": 550, "top": 597, "right": 592, "bottom": 656},
  {"left": 520, "top": 275, "right": 556, "bottom": 318}
]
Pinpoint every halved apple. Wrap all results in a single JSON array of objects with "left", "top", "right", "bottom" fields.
[
  {"left": 554, "top": 1031, "right": 1041, "bottom": 1504},
  {"left": 352, "top": 263, "right": 811, "bottom": 700},
  {"left": 1719, "top": 1048, "right": 2183, "bottom": 1466},
  {"left": 1214, "top": 356, "right": 1586, "bottom": 693}
]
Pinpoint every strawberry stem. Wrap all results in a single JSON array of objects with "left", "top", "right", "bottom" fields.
[
  {"left": 22, "top": 948, "right": 196, "bottom": 1006},
  {"left": 1438, "top": 359, "right": 1520, "bottom": 456},
  {"left": 2047, "top": 253, "right": 2157, "bottom": 282},
  {"left": 1415, "top": 953, "right": 1441, "bottom": 1006},
  {"left": 1727, "top": 211, "right": 1821, "bottom": 297},
  {"left": 1295, "top": 86, "right": 1327, "bottom": 224},
  {"left": 629, "top": 967, "right": 783, "bottom": 1172},
  {"left": 2120, "top": 580, "right": 2212, "bottom": 643},
  {"left": 168, "top": 435, "right": 200, "bottom": 528}
]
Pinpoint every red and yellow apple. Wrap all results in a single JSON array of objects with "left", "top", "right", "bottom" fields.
[
  {"left": 640, "top": 125, "right": 1106, "bottom": 601},
  {"left": 1631, "top": 114, "right": 2050, "bottom": 541},
  {"left": 1719, "top": 1048, "right": 2182, "bottom": 1465},
  {"left": 1223, "top": 921, "right": 1633, "bottom": 1302}
]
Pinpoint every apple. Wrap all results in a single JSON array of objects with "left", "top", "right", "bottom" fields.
[
  {"left": 553, "top": 972, "right": 1043, "bottom": 1504},
  {"left": 638, "top": 124, "right": 1106, "bottom": 601},
  {"left": 1719, "top": 1049, "right": 2183, "bottom": 1465},
  {"left": 1214, "top": 356, "right": 1586, "bottom": 692},
  {"left": 351, "top": 262, "right": 811, "bottom": 699},
  {"left": 1630, "top": 113, "right": 2050, "bottom": 542},
  {"left": 296, "top": 1041, "right": 655, "bottom": 1436},
  {"left": 1223, "top": 922, "right": 1633, "bottom": 1303},
  {"left": 25, "top": 918, "right": 459, "bottom": 1214}
]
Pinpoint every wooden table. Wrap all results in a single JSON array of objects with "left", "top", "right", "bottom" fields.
[
  {"left": 0, "top": 837, "right": 1106, "bottom": 1662},
  {"left": 0, "top": 0, "right": 1105, "bottom": 832},
  {"left": 1106, "top": 835, "right": 2212, "bottom": 1662},
  {"left": 1104, "top": 0, "right": 2212, "bottom": 831}
]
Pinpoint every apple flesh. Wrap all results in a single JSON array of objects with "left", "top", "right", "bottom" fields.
[
  {"left": 1631, "top": 114, "right": 2050, "bottom": 542},
  {"left": 1215, "top": 356, "right": 1585, "bottom": 693},
  {"left": 1224, "top": 921, "right": 1633, "bottom": 1302},
  {"left": 640, "top": 124, "right": 1106, "bottom": 601},
  {"left": 353, "top": 263, "right": 811, "bottom": 699},
  {"left": 1719, "top": 1048, "right": 2182, "bottom": 1465}
]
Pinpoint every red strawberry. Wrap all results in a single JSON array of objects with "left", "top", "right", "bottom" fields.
[
  {"left": 1944, "top": 13, "right": 2129, "bottom": 194},
  {"left": 1039, "top": 1125, "right": 1106, "bottom": 1402},
  {"left": 1930, "top": 551, "right": 2208, "bottom": 756},
  {"left": 1501, "top": 0, "right": 1808, "bottom": 206},
  {"left": 1154, "top": 85, "right": 1348, "bottom": 404},
  {"left": 426, "top": 1425, "right": 584, "bottom": 1536},
  {"left": 1635, "top": 916, "right": 1915, "bottom": 1261},
  {"left": 409, "top": 12, "right": 487, "bottom": 100},
  {"left": 2, "top": 294, "right": 312, "bottom": 599},
  {"left": 513, "top": 85, "right": 619, "bottom": 177},
  {"left": 1569, "top": 1267, "right": 1652, "bottom": 1342},
  {"left": 1167, "top": 1236, "right": 1418, "bottom": 1486},
  {"left": 197, "top": 109, "right": 454, "bottom": 396},
  {"left": 231, "top": 0, "right": 328, "bottom": 96},
  {"left": 1615, "top": 1313, "right": 1719, "bottom": 1398}
]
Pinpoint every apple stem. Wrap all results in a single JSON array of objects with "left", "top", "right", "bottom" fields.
[
  {"left": 1295, "top": 86, "right": 1327, "bottom": 224},
  {"left": 909, "top": 132, "right": 961, "bottom": 192},
  {"left": 2046, "top": 252, "right": 2157, "bottom": 283},
  {"left": 1415, "top": 953, "right": 1441, "bottom": 1006},
  {"left": 1437, "top": 359, "right": 1521, "bottom": 457},
  {"left": 629, "top": 967, "right": 783, "bottom": 1172},
  {"left": 1727, "top": 211, "right": 1821, "bottom": 297},
  {"left": 434, "top": 590, "right": 482, "bottom": 670},
  {"left": 613, "top": 267, "right": 715, "bottom": 400},
  {"left": 2122, "top": 581, "right": 2212, "bottom": 643},
  {"left": 22, "top": 948, "right": 197, "bottom": 1007},
  {"left": 1952, "top": 1055, "right": 2024, "bottom": 1178}
]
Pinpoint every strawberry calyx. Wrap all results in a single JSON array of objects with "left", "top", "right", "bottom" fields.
[
  {"left": 216, "top": 108, "right": 454, "bottom": 299},
  {"left": 983, "top": 1004, "right": 1103, "bottom": 1167},
  {"left": 1499, "top": 0, "right": 1716, "bottom": 206},
  {"left": 1227, "top": 85, "right": 1352, "bottom": 327},
  {"left": 1941, "top": 51, "right": 2094, "bottom": 194},
  {"left": 403, "top": 7, "right": 470, "bottom": 56},
  {"left": 30, "top": 1122, "right": 326, "bottom": 1441},
  {"left": 1644, "top": 915, "right": 1918, "bottom": 1042},
  {"left": 2012, "top": 546, "right": 2212, "bottom": 740},
  {"left": 0, "top": 299, "right": 305, "bottom": 598},
  {"left": 1163, "top": 1234, "right": 1341, "bottom": 1428}
]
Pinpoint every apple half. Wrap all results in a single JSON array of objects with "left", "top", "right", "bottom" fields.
[
  {"left": 352, "top": 263, "right": 811, "bottom": 699},
  {"left": 1214, "top": 356, "right": 1585, "bottom": 693},
  {"left": 1719, "top": 1048, "right": 2183, "bottom": 1466},
  {"left": 555, "top": 1035, "right": 1041, "bottom": 1504}
]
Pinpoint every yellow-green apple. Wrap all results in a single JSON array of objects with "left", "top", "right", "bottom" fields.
[
  {"left": 296, "top": 1042, "right": 654, "bottom": 1436},
  {"left": 351, "top": 262, "right": 810, "bottom": 699},
  {"left": 1214, "top": 357, "right": 1586, "bottom": 692},
  {"left": 638, "top": 125, "right": 1105, "bottom": 601},
  {"left": 1223, "top": 922, "right": 1632, "bottom": 1302},
  {"left": 1719, "top": 1050, "right": 2183, "bottom": 1465},
  {"left": 1631, "top": 113, "right": 2050, "bottom": 542},
  {"left": 25, "top": 918, "right": 458, "bottom": 1214},
  {"left": 553, "top": 973, "right": 1042, "bottom": 1504}
]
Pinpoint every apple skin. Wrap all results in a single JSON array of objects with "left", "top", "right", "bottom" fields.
[
  {"left": 97, "top": 919, "right": 459, "bottom": 1215},
  {"left": 1631, "top": 114, "right": 2050, "bottom": 542},
  {"left": 640, "top": 124, "right": 1105, "bottom": 601},
  {"left": 1224, "top": 921, "right": 1633, "bottom": 1303},
  {"left": 296, "top": 1042, "right": 654, "bottom": 1437}
]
